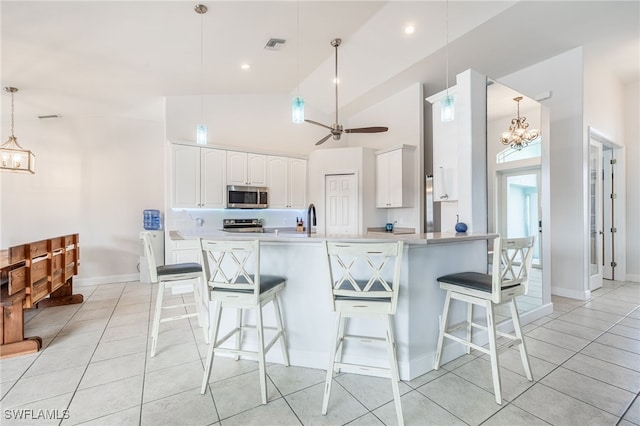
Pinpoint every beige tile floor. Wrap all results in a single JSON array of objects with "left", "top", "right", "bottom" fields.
[{"left": 0, "top": 279, "right": 638, "bottom": 425}]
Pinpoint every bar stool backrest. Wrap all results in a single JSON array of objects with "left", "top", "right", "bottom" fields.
[
  {"left": 200, "top": 239, "right": 261, "bottom": 303},
  {"left": 141, "top": 232, "right": 159, "bottom": 283},
  {"left": 491, "top": 236, "right": 536, "bottom": 304},
  {"left": 324, "top": 241, "right": 404, "bottom": 314}
]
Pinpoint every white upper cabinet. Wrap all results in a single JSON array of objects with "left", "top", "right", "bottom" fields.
[
  {"left": 227, "top": 151, "right": 267, "bottom": 186},
  {"left": 267, "top": 156, "right": 307, "bottom": 209},
  {"left": 172, "top": 144, "right": 226, "bottom": 208},
  {"left": 375, "top": 145, "right": 415, "bottom": 208}
]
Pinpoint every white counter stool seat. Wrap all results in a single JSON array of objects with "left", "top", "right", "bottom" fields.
[
  {"left": 321, "top": 241, "right": 405, "bottom": 426},
  {"left": 141, "top": 232, "right": 206, "bottom": 357},
  {"left": 199, "top": 239, "right": 289, "bottom": 405},
  {"left": 434, "top": 235, "right": 536, "bottom": 404}
]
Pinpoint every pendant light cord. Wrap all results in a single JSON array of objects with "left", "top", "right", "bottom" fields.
[
  {"left": 296, "top": 0, "right": 300, "bottom": 95},
  {"left": 200, "top": 9, "right": 204, "bottom": 123},
  {"left": 445, "top": 0, "right": 449, "bottom": 95},
  {"left": 10, "top": 92, "right": 15, "bottom": 137}
]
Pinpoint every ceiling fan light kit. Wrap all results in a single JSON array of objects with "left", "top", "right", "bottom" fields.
[{"left": 305, "top": 38, "right": 388, "bottom": 145}]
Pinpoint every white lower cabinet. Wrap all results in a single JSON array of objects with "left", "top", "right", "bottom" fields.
[
  {"left": 267, "top": 156, "right": 307, "bottom": 209},
  {"left": 375, "top": 145, "right": 415, "bottom": 208},
  {"left": 172, "top": 144, "right": 226, "bottom": 208}
]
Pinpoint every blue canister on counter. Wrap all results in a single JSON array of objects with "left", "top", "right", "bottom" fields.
[{"left": 143, "top": 209, "right": 162, "bottom": 230}]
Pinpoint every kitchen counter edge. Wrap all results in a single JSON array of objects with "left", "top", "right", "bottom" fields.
[{"left": 168, "top": 230, "right": 498, "bottom": 246}]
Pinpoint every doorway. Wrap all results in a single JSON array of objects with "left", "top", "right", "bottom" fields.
[
  {"left": 497, "top": 167, "right": 542, "bottom": 267},
  {"left": 324, "top": 174, "right": 358, "bottom": 235}
]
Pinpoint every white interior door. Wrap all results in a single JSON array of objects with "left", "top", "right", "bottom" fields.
[
  {"left": 589, "top": 141, "right": 603, "bottom": 290},
  {"left": 324, "top": 174, "right": 358, "bottom": 235},
  {"left": 602, "top": 148, "right": 615, "bottom": 280}
]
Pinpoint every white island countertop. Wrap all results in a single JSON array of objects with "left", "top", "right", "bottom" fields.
[{"left": 170, "top": 229, "right": 497, "bottom": 246}]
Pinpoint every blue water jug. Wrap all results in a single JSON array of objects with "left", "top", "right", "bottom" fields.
[{"left": 143, "top": 209, "right": 162, "bottom": 230}]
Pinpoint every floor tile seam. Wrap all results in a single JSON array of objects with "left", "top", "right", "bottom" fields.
[
  {"left": 583, "top": 304, "right": 639, "bottom": 319},
  {"left": 538, "top": 373, "right": 635, "bottom": 419},
  {"left": 265, "top": 371, "right": 325, "bottom": 398},
  {"left": 511, "top": 382, "right": 620, "bottom": 422},
  {"left": 411, "top": 382, "right": 472, "bottom": 425},
  {"left": 318, "top": 376, "right": 370, "bottom": 414},
  {"left": 559, "top": 353, "right": 640, "bottom": 394},
  {"left": 53, "top": 285, "right": 130, "bottom": 425},
  {"left": 273, "top": 384, "right": 305, "bottom": 426},
  {"left": 537, "top": 317, "right": 610, "bottom": 340},
  {"left": 0, "top": 299, "right": 91, "bottom": 399},
  {"left": 478, "top": 400, "right": 553, "bottom": 426},
  {"left": 138, "top": 281, "right": 154, "bottom": 426},
  {"left": 618, "top": 393, "right": 640, "bottom": 425},
  {"left": 212, "top": 382, "right": 285, "bottom": 423},
  {"left": 0, "top": 389, "right": 75, "bottom": 411},
  {"left": 71, "top": 406, "right": 141, "bottom": 426}
]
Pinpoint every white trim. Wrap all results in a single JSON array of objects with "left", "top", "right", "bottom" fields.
[
  {"left": 552, "top": 286, "right": 591, "bottom": 301},
  {"left": 626, "top": 274, "right": 640, "bottom": 283}
]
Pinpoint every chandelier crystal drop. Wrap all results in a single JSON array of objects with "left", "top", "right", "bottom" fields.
[
  {"left": 500, "top": 96, "right": 540, "bottom": 150},
  {"left": 1, "top": 87, "right": 35, "bottom": 174}
]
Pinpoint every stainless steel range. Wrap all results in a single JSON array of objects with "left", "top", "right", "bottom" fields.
[{"left": 222, "top": 218, "right": 264, "bottom": 233}]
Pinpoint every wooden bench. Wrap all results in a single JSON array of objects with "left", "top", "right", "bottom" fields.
[{"left": 0, "top": 234, "right": 82, "bottom": 359}]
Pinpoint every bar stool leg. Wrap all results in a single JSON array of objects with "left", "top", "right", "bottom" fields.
[
  {"left": 322, "top": 313, "right": 342, "bottom": 415},
  {"left": 485, "top": 300, "right": 502, "bottom": 404},
  {"left": 150, "top": 281, "right": 166, "bottom": 357},
  {"left": 466, "top": 303, "right": 474, "bottom": 354},
  {"left": 510, "top": 299, "right": 533, "bottom": 381},
  {"left": 272, "top": 295, "right": 290, "bottom": 366},
  {"left": 385, "top": 314, "right": 404, "bottom": 426},
  {"left": 201, "top": 302, "right": 223, "bottom": 394},
  {"left": 434, "top": 290, "right": 452, "bottom": 369},
  {"left": 256, "top": 305, "right": 267, "bottom": 404},
  {"left": 335, "top": 315, "right": 347, "bottom": 372},
  {"left": 234, "top": 308, "right": 243, "bottom": 360}
]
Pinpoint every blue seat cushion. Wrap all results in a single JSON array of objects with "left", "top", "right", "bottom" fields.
[
  {"left": 157, "top": 262, "right": 202, "bottom": 276},
  {"left": 335, "top": 279, "right": 392, "bottom": 302},
  {"left": 212, "top": 274, "right": 286, "bottom": 294}
]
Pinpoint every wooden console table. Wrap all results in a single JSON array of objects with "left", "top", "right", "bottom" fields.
[{"left": 0, "top": 234, "right": 82, "bottom": 359}]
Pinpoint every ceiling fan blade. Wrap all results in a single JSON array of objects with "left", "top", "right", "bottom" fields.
[
  {"left": 315, "top": 134, "right": 333, "bottom": 146},
  {"left": 305, "top": 119, "right": 334, "bottom": 131},
  {"left": 344, "top": 126, "right": 389, "bottom": 134}
]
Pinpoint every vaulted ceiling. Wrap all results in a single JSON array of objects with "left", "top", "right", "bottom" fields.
[{"left": 1, "top": 1, "right": 638, "bottom": 123}]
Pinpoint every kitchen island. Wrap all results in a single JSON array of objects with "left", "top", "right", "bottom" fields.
[{"left": 169, "top": 230, "right": 496, "bottom": 380}]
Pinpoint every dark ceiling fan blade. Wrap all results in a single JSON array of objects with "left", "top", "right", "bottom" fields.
[
  {"left": 305, "top": 119, "right": 334, "bottom": 131},
  {"left": 344, "top": 126, "right": 389, "bottom": 133},
  {"left": 315, "top": 134, "right": 333, "bottom": 146}
]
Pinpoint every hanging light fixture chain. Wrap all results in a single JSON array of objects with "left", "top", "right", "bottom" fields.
[{"left": 10, "top": 90, "right": 15, "bottom": 137}]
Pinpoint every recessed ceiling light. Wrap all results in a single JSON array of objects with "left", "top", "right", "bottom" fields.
[
  {"left": 241, "top": 63, "right": 251, "bottom": 70},
  {"left": 404, "top": 24, "right": 415, "bottom": 35}
]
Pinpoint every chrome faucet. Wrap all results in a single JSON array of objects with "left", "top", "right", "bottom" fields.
[{"left": 307, "top": 203, "right": 316, "bottom": 237}]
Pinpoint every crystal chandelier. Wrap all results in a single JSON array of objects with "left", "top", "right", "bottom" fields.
[
  {"left": 500, "top": 96, "right": 540, "bottom": 150},
  {"left": 1, "top": 87, "right": 35, "bottom": 174}
]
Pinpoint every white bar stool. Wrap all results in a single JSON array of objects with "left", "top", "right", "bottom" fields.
[
  {"left": 434, "top": 235, "right": 536, "bottom": 404},
  {"left": 199, "top": 239, "right": 289, "bottom": 404},
  {"left": 321, "top": 241, "right": 405, "bottom": 426},
  {"left": 141, "top": 232, "right": 206, "bottom": 357}
]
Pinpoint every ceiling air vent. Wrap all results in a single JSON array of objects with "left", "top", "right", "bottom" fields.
[
  {"left": 264, "top": 38, "right": 286, "bottom": 51},
  {"left": 37, "top": 114, "right": 62, "bottom": 119}
]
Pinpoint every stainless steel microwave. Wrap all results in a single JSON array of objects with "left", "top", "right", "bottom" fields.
[{"left": 227, "top": 185, "right": 268, "bottom": 209}]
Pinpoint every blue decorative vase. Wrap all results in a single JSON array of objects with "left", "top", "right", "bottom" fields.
[{"left": 455, "top": 222, "right": 468, "bottom": 233}]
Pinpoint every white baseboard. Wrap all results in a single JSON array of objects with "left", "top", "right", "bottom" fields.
[
  {"left": 626, "top": 274, "right": 640, "bottom": 283},
  {"left": 74, "top": 273, "right": 139, "bottom": 286},
  {"left": 551, "top": 286, "right": 591, "bottom": 300}
]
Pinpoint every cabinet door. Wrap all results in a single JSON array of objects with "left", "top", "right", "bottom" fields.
[
  {"left": 227, "top": 151, "right": 247, "bottom": 185},
  {"left": 267, "top": 156, "right": 288, "bottom": 208},
  {"left": 288, "top": 158, "right": 307, "bottom": 209},
  {"left": 387, "top": 149, "right": 404, "bottom": 207},
  {"left": 201, "top": 148, "right": 226, "bottom": 208},
  {"left": 172, "top": 145, "right": 201, "bottom": 208},
  {"left": 247, "top": 153, "right": 267, "bottom": 185},
  {"left": 375, "top": 152, "right": 391, "bottom": 207}
]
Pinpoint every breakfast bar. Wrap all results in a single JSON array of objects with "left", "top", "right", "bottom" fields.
[{"left": 171, "top": 230, "right": 496, "bottom": 381}]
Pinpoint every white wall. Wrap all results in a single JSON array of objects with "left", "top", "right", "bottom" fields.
[
  {"left": 0, "top": 115, "right": 165, "bottom": 285},
  {"left": 625, "top": 81, "right": 640, "bottom": 282},
  {"left": 499, "top": 48, "right": 588, "bottom": 299}
]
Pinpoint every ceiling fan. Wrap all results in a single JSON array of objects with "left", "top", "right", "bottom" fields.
[{"left": 305, "top": 38, "right": 388, "bottom": 145}]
